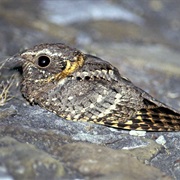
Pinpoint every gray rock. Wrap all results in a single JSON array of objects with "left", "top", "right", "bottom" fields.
[
  {"left": 0, "top": 137, "right": 65, "bottom": 180},
  {"left": 59, "top": 142, "right": 171, "bottom": 180}
]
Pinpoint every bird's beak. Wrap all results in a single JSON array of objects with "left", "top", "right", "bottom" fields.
[{"left": 1, "top": 54, "right": 24, "bottom": 70}]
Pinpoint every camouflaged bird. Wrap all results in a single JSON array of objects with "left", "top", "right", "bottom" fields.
[{"left": 10, "top": 43, "right": 180, "bottom": 131}]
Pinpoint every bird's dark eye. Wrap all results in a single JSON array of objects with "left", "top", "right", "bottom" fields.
[{"left": 37, "top": 56, "right": 51, "bottom": 67}]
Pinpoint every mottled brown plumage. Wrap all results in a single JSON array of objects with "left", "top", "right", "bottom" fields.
[{"left": 11, "top": 43, "right": 180, "bottom": 131}]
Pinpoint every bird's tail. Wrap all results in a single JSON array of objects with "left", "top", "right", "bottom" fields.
[{"left": 124, "top": 106, "right": 180, "bottom": 131}]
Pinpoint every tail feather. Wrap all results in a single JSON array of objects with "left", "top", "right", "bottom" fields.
[{"left": 126, "top": 107, "right": 180, "bottom": 131}]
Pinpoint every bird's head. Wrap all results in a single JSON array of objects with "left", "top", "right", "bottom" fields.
[
  {"left": 20, "top": 43, "right": 85, "bottom": 83},
  {"left": 7, "top": 43, "right": 85, "bottom": 102}
]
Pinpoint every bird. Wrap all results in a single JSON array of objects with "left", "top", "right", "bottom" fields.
[{"left": 10, "top": 43, "right": 180, "bottom": 131}]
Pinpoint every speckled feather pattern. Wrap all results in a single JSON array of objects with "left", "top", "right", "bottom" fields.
[{"left": 16, "top": 43, "right": 180, "bottom": 131}]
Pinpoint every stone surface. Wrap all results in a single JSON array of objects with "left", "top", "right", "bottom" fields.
[
  {"left": 59, "top": 143, "right": 171, "bottom": 180},
  {"left": 0, "top": 137, "right": 65, "bottom": 180},
  {"left": 0, "top": 0, "right": 179, "bottom": 179}
]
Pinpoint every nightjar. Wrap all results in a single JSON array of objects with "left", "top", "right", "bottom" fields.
[{"left": 9, "top": 43, "right": 180, "bottom": 131}]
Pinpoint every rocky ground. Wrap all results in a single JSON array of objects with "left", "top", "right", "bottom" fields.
[{"left": 0, "top": 0, "right": 180, "bottom": 179}]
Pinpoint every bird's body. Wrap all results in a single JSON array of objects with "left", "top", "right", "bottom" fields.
[{"left": 13, "top": 43, "right": 180, "bottom": 131}]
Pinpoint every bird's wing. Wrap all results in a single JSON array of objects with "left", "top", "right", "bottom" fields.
[{"left": 124, "top": 91, "right": 180, "bottom": 131}]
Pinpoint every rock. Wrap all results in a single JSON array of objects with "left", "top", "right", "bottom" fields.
[
  {"left": 59, "top": 142, "right": 171, "bottom": 179},
  {"left": 0, "top": 105, "right": 17, "bottom": 119},
  {"left": 0, "top": 137, "right": 65, "bottom": 180},
  {"left": 121, "top": 139, "right": 162, "bottom": 162}
]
